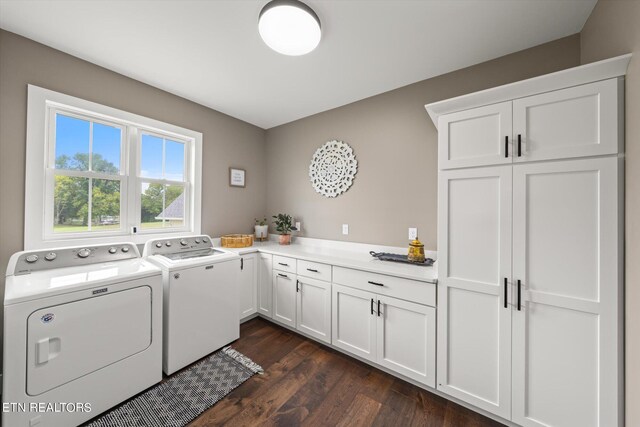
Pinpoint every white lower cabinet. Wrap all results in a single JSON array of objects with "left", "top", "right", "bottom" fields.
[
  {"left": 332, "top": 284, "right": 377, "bottom": 362},
  {"left": 332, "top": 283, "right": 436, "bottom": 387},
  {"left": 272, "top": 270, "right": 297, "bottom": 327},
  {"left": 296, "top": 276, "right": 331, "bottom": 344},
  {"left": 257, "top": 253, "right": 273, "bottom": 318},
  {"left": 376, "top": 295, "right": 436, "bottom": 387},
  {"left": 238, "top": 253, "right": 258, "bottom": 320}
]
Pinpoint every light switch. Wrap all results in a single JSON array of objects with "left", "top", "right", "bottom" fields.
[
  {"left": 295, "top": 221, "right": 301, "bottom": 231},
  {"left": 342, "top": 224, "right": 349, "bottom": 235},
  {"left": 409, "top": 227, "right": 418, "bottom": 240}
]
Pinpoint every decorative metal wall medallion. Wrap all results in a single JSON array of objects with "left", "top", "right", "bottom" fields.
[{"left": 309, "top": 140, "right": 358, "bottom": 198}]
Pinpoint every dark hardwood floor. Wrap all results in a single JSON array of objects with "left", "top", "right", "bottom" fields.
[{"left": 188, "top": 317, "right": 504, "bottom": 427}]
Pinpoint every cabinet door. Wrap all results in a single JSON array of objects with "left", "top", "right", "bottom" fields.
[
  {"left": 272, "top": 271, "right": 297, "bottom": 327},
  {"left": 376, "top": 295, "right": 436, "bottom": 387},
  {"left": 257, "top": 253, "right": 273, "bottom": 318},
  {"left": 513, "top": 79, "right": 620, "bottom": 163},
  {"left": 332, "top": 284, "right": 377, "bottom": 362},
  {"left": 238, "top": 254, "right": 258, "bottom": 319},
  {"left": 296, "top": 276, "right": 331, "bottom": 344},
  {"left": 437, "top": 166, "right": 512, "bottom": 419},
  {"left": 438, "top": 101, "right": 512, "bottom": 169},
  {"left": 512, "top": 158, "right": 621, "bottom": 427}
]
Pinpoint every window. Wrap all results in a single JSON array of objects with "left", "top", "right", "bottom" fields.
[
  {"left": 50, "top": 112, "right": 125, "bottom": 234},
  {"left": 26, "top": 85, "right": 202, "bottom": 249}
]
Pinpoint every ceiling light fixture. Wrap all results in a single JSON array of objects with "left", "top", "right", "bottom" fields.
[{"left": 258, "top": 0, "right": 321, "bottom": 56}]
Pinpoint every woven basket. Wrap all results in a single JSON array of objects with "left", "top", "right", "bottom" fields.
[{"left": 221, "top": 234, "right": 254, "bottom": 248}]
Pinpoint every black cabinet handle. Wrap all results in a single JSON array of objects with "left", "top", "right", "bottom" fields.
[
  {"left": 505, "top": 136, "right": 509, "bottom": 158},
  {"left": 371, "top": 298, "right": 375, "bottom": 315},
  {"left": 517, "top": 279, "right": 522, "bottom": 311},
  {"left": 517, "top": 134, "right": 522, "bottom": 157},
  {"left": 296, "top": 280, "right": 300, "bottom": 292},
  {"left": 504, "top": 278, "right": 508, "bottom": 308},
  {"left": 307, "top": 268, "right": 318, "bottom": 273},
  {"left": 377, "top": 300, "right": 381, "bottom": 317},
  {"left": 278, "top": 263, "right": 289, "bottom": 267},
  {"left": 278, "top": 273, "right": 288, "bottom": 278},
  {"left": 241, "top": 258, "right": 244, "bottom": 270},
  {"left": 368, "top": 281, "right": 384, "bottom": 287}
]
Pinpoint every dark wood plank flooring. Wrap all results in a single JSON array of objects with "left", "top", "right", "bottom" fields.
[{"left": 188, "top": 317, "right": 504, "bottom": 427}]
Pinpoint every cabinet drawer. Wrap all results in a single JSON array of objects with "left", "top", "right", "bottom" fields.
[
  {"left": 333, "top": 267, "right": 436, "bottom": 307},
  {"left": 273, "top": 255, "right": 296, "bottom": 273},
  {"left": 297, "top": 259, "right": 332, "bottom": 282}
]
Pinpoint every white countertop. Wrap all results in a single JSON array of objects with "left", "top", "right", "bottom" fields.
[{"left": 217, "top": 241, "right": 437, "bottom": 284}]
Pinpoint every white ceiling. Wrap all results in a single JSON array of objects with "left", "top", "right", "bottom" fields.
[{"left": 0, "top": 0, "right": 597, "bottom": 129}]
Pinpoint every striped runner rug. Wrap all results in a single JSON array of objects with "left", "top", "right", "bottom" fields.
[{"left": 85, "top": 347, "right": 263, "bottom": 427}]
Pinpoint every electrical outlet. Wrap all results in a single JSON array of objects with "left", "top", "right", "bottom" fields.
[
  {"left": 408, "top": 227, "right": 418, "bottom": 240},
  {"left": 342, "top": 224, "right": 349, "bottom": 235},
  {"left": 295, "top": 221, "right": 301, "bottom": 231}
]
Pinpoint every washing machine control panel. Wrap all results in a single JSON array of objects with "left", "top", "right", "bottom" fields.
[
  {"left": 144, "top": 235, "right": 213, "bottom": 257},
  {"left": 11, "top": 243, "right": 140, "bottom": 275}
]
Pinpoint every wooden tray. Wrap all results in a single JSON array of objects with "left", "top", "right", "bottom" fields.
[{"left": 221, "top": 234, "right": 254, "bottom": 248}]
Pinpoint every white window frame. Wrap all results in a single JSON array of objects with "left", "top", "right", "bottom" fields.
[{"left": 25, "top": 85, "right": 202, "bottom": 249}]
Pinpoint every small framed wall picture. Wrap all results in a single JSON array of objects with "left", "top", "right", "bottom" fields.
[{"left": 229, "top": 167, "right": 246, "bottom": 188}]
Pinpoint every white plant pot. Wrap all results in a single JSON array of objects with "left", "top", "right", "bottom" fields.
[{"left": 254, "top": 225, "right": 269, "bottom": 240}]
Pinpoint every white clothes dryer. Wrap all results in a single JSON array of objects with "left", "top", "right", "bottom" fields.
[{"left": 3, "top": 242, "right": 162, "bottom": 427}]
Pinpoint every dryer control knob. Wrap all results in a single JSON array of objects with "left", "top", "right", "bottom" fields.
[
  {"left": 202, "top": 238, "right": 209, "bottom": 243},
  {"left": 165, "top": 242, "right": 172, "bottom": 247},
  {"left": 155, "top": 242, "right": 163, "bottom": 248},
  {"left": 121, "top": 247, "right": 130, "bottom": 253},
  {"left": 180, "top": 239, "right": 188, "bottom": 246},
  {"left": 195, "top": 238, "right": 201, "bottom": 244},
  {"left": 77, "top": 248, "right": 91, "bottom": 258},
  {"left": 45, "top": 252, "right": 57, "bottom": 261},
  {"left": 108, "top": 247, "right": 117, "bottom": 254},
  {"left": 25, "top": 254, "right": 39, "bottom": 263}
]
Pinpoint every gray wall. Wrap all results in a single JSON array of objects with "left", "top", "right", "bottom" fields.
[
  {"left": 265, "top": 35, "right": 581, "bottom": 249},
  {"left": 0, "top": 29, "right": 267, "bottom": 365},
  {"left": 581, "top": 1, "right": 640, "bottom": 425}
]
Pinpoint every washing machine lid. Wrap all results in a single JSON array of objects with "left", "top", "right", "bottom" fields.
[
  {"left": 4, "top": 260, "right": 160, "bottom": 306},
  {"left": 147, "top": 250, "right": 239, "bottom": 270}
]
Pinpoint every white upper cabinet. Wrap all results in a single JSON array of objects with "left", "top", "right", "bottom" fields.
[
  {"left": 513, "top": 79, "right": 621, "bottom": 163},
  {"left": 511, "top": 157, "right": 622, "bottom": 427},
  {"left": 438, "top": 101, "right": 512, "bottom": 169},
  {"left": 437, "top": 78, "right": 622, "bottom": 170}
]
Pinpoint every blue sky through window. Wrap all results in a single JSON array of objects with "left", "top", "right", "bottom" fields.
[
  {"left": 55, "top": 114, "right": 121, "bottom": 172},
  {"left": 55, "top": 114, "right": 184, "bottom": 180},
  {"left": 141, "top": 133, "right": 185, "bottom": 181}
]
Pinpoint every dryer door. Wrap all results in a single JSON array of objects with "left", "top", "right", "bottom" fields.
[{"left": 27, "top": 286, "right": 152, "bottom": 396}]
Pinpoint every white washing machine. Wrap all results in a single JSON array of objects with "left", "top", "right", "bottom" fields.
[
  {"left": 3, "top": 243, "right": 162, "bottom": 427},
  {"left": 143, "top": 235, "right": 240, "bottom": 375}
]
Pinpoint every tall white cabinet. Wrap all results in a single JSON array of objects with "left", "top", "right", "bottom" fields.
[{"left": 427, "top": 55, "right": 628, "bottom": 427}]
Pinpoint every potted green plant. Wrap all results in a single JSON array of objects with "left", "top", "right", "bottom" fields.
[
  {"left": 272, "top": 213, "right": 297, "bottom": 245},
  {"left": 254, "top": 217, "right": 269, "bottom": 241}
]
